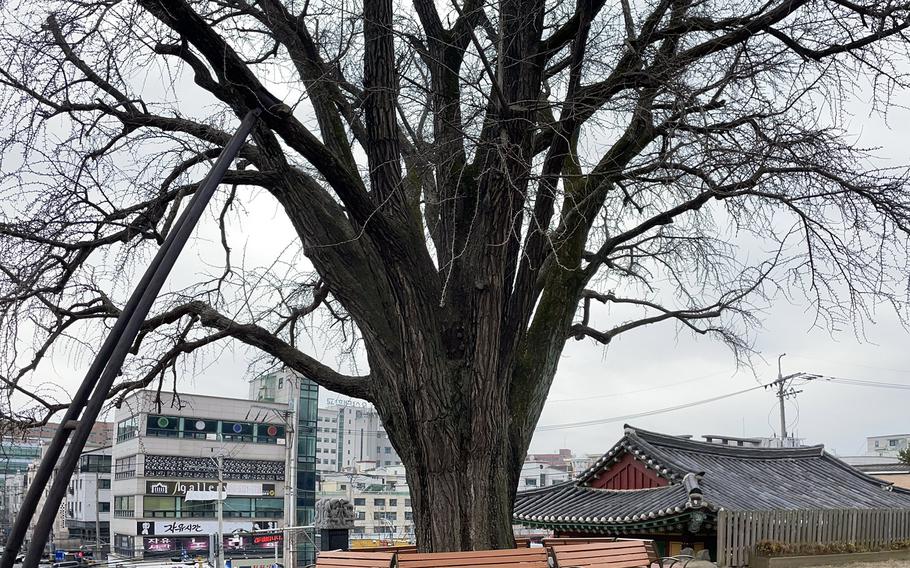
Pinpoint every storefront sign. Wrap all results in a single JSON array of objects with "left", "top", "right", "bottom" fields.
[
  {"left": 252, "top": 533, "right": 283, "bottom": 548},
  {"left": 142, "top": 536, "right": 209, "bottom": 553},
  {"left": 224, "top": 532, "right": 282, "bottom": 550},
  {"left": 326, "top": 397, "right": 369, "bottom": 408},
  {"left": 146, "top": 480, "right": 277, "bottom": 496},
  {"left": 138, "top": 520, "right": 255, "bottom": 535}
]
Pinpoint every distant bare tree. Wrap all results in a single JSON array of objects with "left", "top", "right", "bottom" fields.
[{"left": 2, "top": 0, "right": 910, "bottom": 550}]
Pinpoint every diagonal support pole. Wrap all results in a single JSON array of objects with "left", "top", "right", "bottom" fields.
[{"left": 1, "top": 107, "right": 265, "bottom": 568}]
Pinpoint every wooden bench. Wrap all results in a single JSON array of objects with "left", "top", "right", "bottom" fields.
[
  {"left": 363, "top": 540, "right": 528, "bottom": 554},
  {"left": 543, "top": 537, "right": 620, "bottom": 547},
  {"left": 315, "top": 550, "right": 396, "bottom": 568},
  {"left": 397, "top": 548, "right": 549, "bottom": 568},
  {"left": 363, "top": 544, "right": 418, "bottom": 554},
  {"left": 549, "top": 541, "right": 658, "bottom": 568}
]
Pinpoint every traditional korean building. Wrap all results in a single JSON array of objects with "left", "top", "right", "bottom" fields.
[{"left": 513, "top": 425, "right": 910, "bottom": 559}]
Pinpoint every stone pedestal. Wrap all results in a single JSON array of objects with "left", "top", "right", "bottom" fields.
[{"left": 314, "top": 498, "right": 355, "bottom": 552}]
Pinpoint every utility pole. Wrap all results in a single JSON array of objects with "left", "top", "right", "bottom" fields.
[
  {"left": 778, "top": 353, "right": 788, "bottom": 440},
  {"left": 249, "top": 383, "right": 297, "bottom": 568},
  {"left": 209, "top": 450, "right": 226, "bottom": 568},
  {"left": 765, "top": 355, "right": 818, "bottom": 447},
  {"left": 217, "top": 454, "right": 225, "bottom": 568},
  {"left": 94, "top": 472, "right": 100, "bottom": 559}
]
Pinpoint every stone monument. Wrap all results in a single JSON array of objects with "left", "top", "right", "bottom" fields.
[{"left": 314, "top": 498, "right": 355, "bottom": 551}]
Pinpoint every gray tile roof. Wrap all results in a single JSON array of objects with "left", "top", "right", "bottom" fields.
[
  {"left": 855, "top": 463, "right": 910, "bottom": 475},
  {"left": 514, "top": 425, "right": 910, "bottom": 530}
]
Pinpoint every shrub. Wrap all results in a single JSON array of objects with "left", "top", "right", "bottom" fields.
[{"left": 753, "top": 540, "right": 910, "bottom": 557}]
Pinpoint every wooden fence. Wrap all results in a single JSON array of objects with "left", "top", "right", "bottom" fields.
[{"left": 717, "top": 508, "right": 910, "bottom": 567}]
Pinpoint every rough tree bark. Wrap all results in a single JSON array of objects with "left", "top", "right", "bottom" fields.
[{"left": 2, "top": 0, "right": 910, "bottom": 553}]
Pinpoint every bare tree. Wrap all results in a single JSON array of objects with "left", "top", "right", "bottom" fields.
[{"left": 2, "top": 0, "right": 910, "bottom": 551}]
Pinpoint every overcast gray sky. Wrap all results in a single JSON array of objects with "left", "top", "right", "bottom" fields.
[{"left": 17, "top": 40, "right": 910, "bottom": 461}]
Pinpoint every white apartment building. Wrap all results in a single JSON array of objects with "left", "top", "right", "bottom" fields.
[
  {"left": 318, "top": 470, "right": 412, "bottom": 538},
  {"left": 63, "top": 446, "right": 112, "bottom": 550},
  {"left": 868, "top": 434, "right": 910, "bottom": 456},
  {"left": 110, "top": 391, "right": 290, "bottom": 563},
  {"left": 517, "top": 462, "right": 570, "bottom": 491},
  {"left": 316, "top": 399, "right": 401, "bottom": 473}
]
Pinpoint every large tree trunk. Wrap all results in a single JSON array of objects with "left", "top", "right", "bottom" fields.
[
  {"left": 369, "top": 342, "right": 536, "bottom": 551},
  {"left": 403, "top": 422, "right": 518, "bottom": 551}
]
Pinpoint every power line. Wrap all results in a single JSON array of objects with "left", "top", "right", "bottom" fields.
[
  {"left": 817, "top": 375, "right": 910, "bottom": 390},
  {"left": 536, "top": 384, "right": 766, "bottom": 432},
  {"left": 546, "top": 370, "right": 729, "bottom": 403}
]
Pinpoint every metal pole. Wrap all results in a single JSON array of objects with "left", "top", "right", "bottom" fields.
[
  {"left": 777, "top": 354, "right": 787, "bottom": 440},
  {"left": 217, "top": 455, "right": 225, "bottom": 568},
  {"left": 17, "top": 109, "right": 263, "bottom": 568},
  {"left": 94, "top": 472, "right": 100, "bottom": 558},
  {"left": 285, "top": 379, "right": 299, "bottom": 568}
]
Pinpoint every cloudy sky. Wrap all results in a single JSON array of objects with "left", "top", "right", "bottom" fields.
[
  {"left": 11, "top": 30, "right": 910, "bottom": 461},
  {"left": 96, "top": 90, "right": 910, "bottom": 461}
]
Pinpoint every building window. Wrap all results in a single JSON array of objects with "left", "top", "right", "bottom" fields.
[
  {"left": 384, "top": 447, "right": 391, "bottom": 454},
  {"left": 257, "top": 424, "right": 285, "bottom": 444},
  {"left": 79, "top": 454, "right": 112, "bottom": 473},
  {"left": 114, "top": 496, "right": 135, "bottom": 517},
  {"left": 405, "top": 511, "right": 413, "bottom": 520},
  {"left": 143, "top": 496, "right": 179, "bottom": 518},
  {"left": 146, "top": 415, "right": 180, "bottom": 438},
  {"left": 891, "top": 439, "right": 899, "bottom": 447},
  {"left": 254, "top": 497, "right": 284, "bottom": 518},
  {"left": 114, "top": 455, "right": 137, "bottom": 479},
  {"left": 356, "top": 511, "right": 366, "bottom": 520},
  {"left": 98, "top": 478, "right": 111, "bottom": 489},
  {"left": 98, "top": 502, "right": 111, "bottom": 513},
  {"left": 184, "top": 418, "right": 218, "bottom": 440},
  {"left": 222, "top": 421, "right": 254, "bottom": 442},
  {"left": 525, "top": 478, "right": 537, "bottom": 487},
  {"left": 389, "top": 499, "right": 397, "bottom": 506},
  {"left": 113, "top": 534, "right": 135, "bottom": 557},
  {"left": 405, "top": 499, "right": 411, "bottom": 507},
  {"left": 354, "top": 498, "right": 366, "bottom": 506},
  {"left": 116, "top": 416, "right": 139, "bottom": 442},
  {"left": 374, "top": 498, "right": 385, "bottom": 507},
  {"left": 374, "top": 511, "right": 397, "bottom": 520}
]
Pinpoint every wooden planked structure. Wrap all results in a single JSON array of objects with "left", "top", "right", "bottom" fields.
[
  {"left": 717, "top": 508, "right": 910, "bottom": 567},
  {"left": 359, "top": 538, "right": 529, "bottom": 554},
  {"left": 363, "top": 544, "right": 418, "bottom": 553},
  {"left": 315, "top": 550, "right": 396, "bottom": 568},
  {"left": 549, "top": 541, "right": 658, "bottom": 568},
  {"left": 397, "top": 548, "right": 549, "bottom": 568}
]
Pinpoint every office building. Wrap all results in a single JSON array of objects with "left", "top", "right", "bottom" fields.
[
  {"left": 109, "top": 390, "right": 290, "bottom": 564},
  {"left": 316, "top": 399, "right": 401, "bottom": 473},
  {"left": 868, "top": 433, "right": 910, "bottom": 456},
  {"left": 64, "top": 446, "right": 112, "bottom": 550},
  {"left": 248, "top": 370, "right": 319, "bottom": 566}
]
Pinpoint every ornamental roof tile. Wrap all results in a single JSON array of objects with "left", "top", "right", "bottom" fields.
[{"left": 514, "top": 425, "right": 910, "bottom": 530}]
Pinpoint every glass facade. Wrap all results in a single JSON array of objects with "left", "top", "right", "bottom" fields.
[
  {"left": 296, "top": 378, "right": 318, "bottom": 566},
  {"left": 143, "top": 415, "right": 286, "bottom": 443}
]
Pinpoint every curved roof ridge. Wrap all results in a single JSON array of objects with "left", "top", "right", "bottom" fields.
[
  {"left": 626, "top": 423, "right": 827, "bottom": 458},
  {"left": 515, "top": 479, "right": 576, "bottom": 496},
  {"left": 624, "top": 427, "right": 695, "bottom": 476},
  {"left": 578, "top": 483, "right": 685, "bottom": 495},
  {"left": 819, "top": 449, "right": 910, "bottom": 495}
]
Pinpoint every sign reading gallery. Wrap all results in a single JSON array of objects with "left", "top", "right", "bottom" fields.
[{"left": 145, "top": 480, "right": 276, "bottom": 496}]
